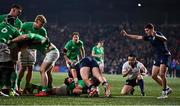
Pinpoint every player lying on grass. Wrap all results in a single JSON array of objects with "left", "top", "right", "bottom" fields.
[
  {"left": 121, "top": 54, "right": 147, "bottom": 96},
  {"left": 50, "top": 77, "right": 100, "bottom": 96},
  {"left": 18, "top": 77, "right": 100, "bottom": 96}
]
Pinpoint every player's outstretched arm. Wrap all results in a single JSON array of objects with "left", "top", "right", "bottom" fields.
[
  {"left": 10, "top": 34, "right": 29, "bottom": 43},
  {"left": 120, "top": 30, "right": 143, "bottom": 40}
]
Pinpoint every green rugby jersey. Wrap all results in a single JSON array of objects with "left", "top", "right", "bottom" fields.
[
  {"left": 0, "top": 14, "right": 22, "bottom": 30},
  {"left": 92, "top": 46, "right": 104, "bottom": 63},
  {"left": 27, "top": 33, "right": 50, "bottom": 53},
  {"left": 0, "top": 22, "right": 20, "bottom": 43},
  {"left": 21, "top": 22, "right": 47, "bottom": 37},
  {"left": 67, "top": 80, "right": 86, "bottom": 91},
  {"left": 64, "top": 40, "right": 84, "bottom": 60}
]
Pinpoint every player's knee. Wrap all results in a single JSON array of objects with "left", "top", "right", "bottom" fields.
[
  {"left": 152, "top": 74, "right": 158, "bottom": 80},
  {"left": 121, "top": 91, "right": 127, "bottom": 95},
  {"left": 40, "top": 68, "right": 46, "bottom": 73},
  {"left": 137, "top": 75, "right": 143, "bottom": 80},
  {"left": 159, "top": 73, "right": 165, "bottom": 78}
]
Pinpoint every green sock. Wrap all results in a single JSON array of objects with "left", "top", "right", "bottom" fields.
[
  {"left": 17, "top": 79, "right": 21, "bottom": 88},
  {"left": 25, "top": 83, "right": 31, "bottom": 88},
  {"left": 10, "top": 71, "right": 17, "bottom": 89},
  {"left": 42, "top": 86, "right": 48, "bottom": 91}
]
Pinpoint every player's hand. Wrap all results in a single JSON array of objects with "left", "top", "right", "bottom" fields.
[
  {"left": 7, "top": 40, "right": 12, "bottom": 45},
  {"left": 121, "top": 30, "right": 128, "bottom": 37},
  {"left": 74, "top": 78, "right": 78, "bottom": 87},
  {"left": 66, "top": 59, "right": 72, "bottom": 65}
]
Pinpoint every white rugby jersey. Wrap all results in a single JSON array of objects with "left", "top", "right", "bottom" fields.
[{"left": 122, "top": 61, "right": 145, "bottom": 80}]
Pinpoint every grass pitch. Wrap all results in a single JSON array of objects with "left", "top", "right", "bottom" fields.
[{"left": 0, "top": 72, "right": 180, "bottom": 105}]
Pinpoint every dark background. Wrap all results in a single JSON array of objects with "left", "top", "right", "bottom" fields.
[{"left": 1, "top": 0, "right": 180, "bottom": 24}]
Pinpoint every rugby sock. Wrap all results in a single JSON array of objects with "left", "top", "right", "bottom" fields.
[
  {"left": 138, "top": 79, "right": 144, "bottom": 93},
  {"left": 42, "top": 86, "right": 48, "bottom": 92},
  {"left": 25, "top": 83, "right": 31, "bottom": 88},
  {"left": 11, "top": 71, "right": 17, "bottom": 89},
  {"left": 102, "top": 82, "right": 108, "bottom": 86},
  {"left": 17, "top": 79, "right": 21, "bottom": 88},
  {"left": 48, "top": 84, "right": 52, "bottom": 89},
  {"left": 88, "top": 84, "right": 95, "bottom": 91}
]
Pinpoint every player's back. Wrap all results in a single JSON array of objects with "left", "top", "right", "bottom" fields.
[
  {"left": 0, "top": 22, "right": 20, "bottom": 43},
  {"left": 0, "top": 14, "right": 22, "bottom": 30},
  {"left": 21, "top": 22, "right": 47, "bottom": 37},
  {"left": 143, "top": 31, "right": 170, "bottom": 56}
]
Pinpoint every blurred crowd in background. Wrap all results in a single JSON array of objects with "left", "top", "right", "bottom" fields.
[{"left": 33, "top": 22, "right": 180, "bottom": 77}]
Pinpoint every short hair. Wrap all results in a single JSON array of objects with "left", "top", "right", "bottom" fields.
[
  {"left": 128, "top": 54, "right": 136, "bottom": 58},
  {"left": 35, "top": 15, "right": 47, "bottom": 24},
  {"left": 5, "top": 15, "right": 15, "bottom": 25},
  {"left": 64, "top": 77, "right": 73, "bottom": 86},
  {"left": 71, "top": 32, "right": 80, "bottom": 37},
  {"left": 144, "top": 23, "right": 154, "bottom": 29},
  {"left": 11, "top": 4, "right": 22, "bottom": 10}
]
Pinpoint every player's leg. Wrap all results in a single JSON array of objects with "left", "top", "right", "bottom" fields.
[
  {"left": 40, "top": 62, "right": 52, "bottom": 91},
  {"left": 80, "top": 67, "right": 97, "bottom": 96},
  {"left": 99, "top": 62, "right": 104, "bottom": 73},
  {"left": 92, "top": 67, "right": 110, "bottom": 97},
  {"left": 157, "top": 64, "right": 169, "bottom": 99},
  {"left": 151, "top": 65, "right": 162, "bottom": 86},
  {"left": 47, "top": 67, "right": 53, "bottom": 89},
  {"left": 158, "top": 55, "right": 172, "bottom": 99},
  {"left": 25, "top": 66, "right": 33, "bottom": 88},
  {"left": 17, "top": 65, "right": 26, "bottom": 90},
  {"left": 159, "top": 64, "right": 167, "bottom": 90},
  {"left": 35, "top": 49, "right": 59, "bottom": 96},
  {"left": 51, "top": 84, "right": 68, "bottom": 96},
  {"left": 80, "top": 67, "right": 91, "bottom": 87},
  {"left": 1, "top": 62, "right": 14, "bottom": 96},
  {"left": 121, "top": 85, "right": 133, "bottom": 95},
  {"left": 137, "top": 75, "right": 145, "bottom": 96}
]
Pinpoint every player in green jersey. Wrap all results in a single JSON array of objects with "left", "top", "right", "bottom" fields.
[
  {"left": 17, "top": 15, "right": 47, "bottom": 93},
  {"left": 0, "top": 4, "right": 22, "bottom": 30},
  {"left": 51, "top": 78, "right": 88, "bottom": 96},
  {"left": 9, "top": 33, "right": 59, "bottom": 97},
  {"left": 92, "top": 40, "right": 104, "bottom": 73},
  {"left": 0, "top": 17, "right": 22, "bottom": 96},
  {"left": 0, "top": 4, "right": 23, "bottom": 96},
  {"left": 63, "top": 32, "right": 85, "bottom": 85}
]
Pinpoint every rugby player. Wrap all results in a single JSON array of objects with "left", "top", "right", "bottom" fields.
[
  {"left": 17, "top": 15, "right": 47, "bottom": 93},
  {"left": 121, "top": 23, "right": 172, "bottom": 99},
  {"left": 121, "top": 54, "right": 147, "bottom": 96},
  {"left": 91, "top": 40, "right": 104, "bottom": 73},
  {"left": 63, "top": 32, "right": 85, "bottom": 85},
  {"left": 0, "top": 16, "right": 21, "bottom": 96},
  {"left": 9, "top": 33, "right": 59, "bottom": 97},
  {"left": 79, "top": 57, "right": 111, "bottom": 97}
]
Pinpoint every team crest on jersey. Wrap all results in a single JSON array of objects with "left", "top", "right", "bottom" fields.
[{"left": 1, "top": 28, "right": 8, "bottom": 33}]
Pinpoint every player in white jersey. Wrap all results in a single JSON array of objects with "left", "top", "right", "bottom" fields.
[{"left": 121, "top": 54, "right": 147, "bottom": 96}]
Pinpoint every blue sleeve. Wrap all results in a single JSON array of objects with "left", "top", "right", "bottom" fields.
[{"left": 143, "top": 36, "right": 149, "bottom": 41}]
